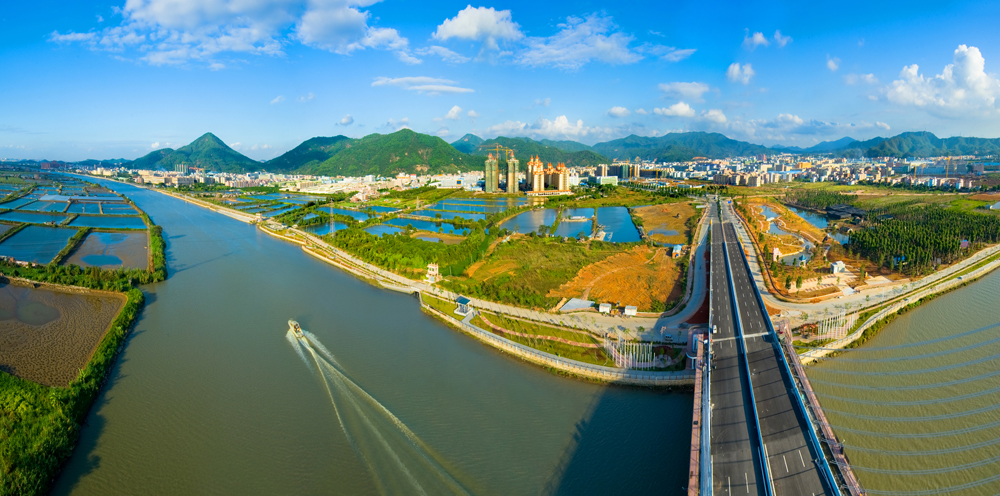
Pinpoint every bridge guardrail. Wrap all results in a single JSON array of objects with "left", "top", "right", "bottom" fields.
[
  {"left": 721, "top": 222, "right": 774, "bottom": 496},
  {"left": 733, "top": 228, "right": 842, "bottom": 496}
]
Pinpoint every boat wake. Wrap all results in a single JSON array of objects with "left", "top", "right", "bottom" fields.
[{"left": 286, "top": 326, "right": 469, "bottom": 496}]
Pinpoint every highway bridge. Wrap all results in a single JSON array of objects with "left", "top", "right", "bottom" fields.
[{"left": 691, "top": 199, "right": 851, "bottom": 496}]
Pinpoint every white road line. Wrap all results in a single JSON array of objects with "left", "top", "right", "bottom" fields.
[
  {"left": 799, "top": 449, "right": 806, "bottom": 468},
  {"left": 745, "top": 472, "right": 749, "bottom": 494},
  {"left": 783, "top": 455, "right": 789, "bottom": 473}
]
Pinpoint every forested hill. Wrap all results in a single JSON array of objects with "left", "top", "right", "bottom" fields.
[
  {"left": 592, "top": 132, "right": 772, "bottom": 161},
  {"left": 467, "top": 136, "right": 608, "bottom": 167},
  {"left": 128, "top": 133, "right": 259, "bottom": 173},
  {"left": 264, "top": 136, "right": 350, "bottom": 173},
  {"left": 450, "top": 134, "right": 483, "bottom": 154},
  {"left": 301, "top": 129, "right": 476, "bottom": 177}
]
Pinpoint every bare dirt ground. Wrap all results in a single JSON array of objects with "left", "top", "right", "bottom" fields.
[
  {"left": 0, "top": 282, "right": 125, "bottom": 387},
  {"left": 65, "top": 231, "right": 149, "bottom": 270},
  {"left": 548, "top": 245, "right": 682, "bottom": 311}
]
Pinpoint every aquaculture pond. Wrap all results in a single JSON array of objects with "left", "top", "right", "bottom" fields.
[
  {"left": 100, "top": 204, "right": 138, "bottom": 215},
  {"left": 0, "top": 197, "right": 37, "bottom": 209},
  {"left": 327, "top": 207, "right": 371, "bottom": 222},
  {"left": 366, "top": 205, "right": 398, "bottom": 214},
  {"left": 364, "top": 224, "right": 403, "bottom": 236},
  {"left": 0, "top": 211, "right": 67, "bottom": 224},
  {"left": 64, "top": 231, "right": 149, "bottom": 269},
  {"left": 411, "top": 209, "right": 486, "bottom": 222},
  {"left": 304, "top": 221, "right": 350, "bottom": 237},
  {"left": 385, "top": 218, "right": 469, "bottom": 235},
  {"left": 66, "top": 203, "right": 102, "bottom": 214},
  {"left": 69, "top": 215, "right": 147, "bottom": 229},
  {"left": 264, "top": 206, "right": 301, "bottom": 217},
  {"left": 0, "top": 225, "right": 77, "bottom": 263}
]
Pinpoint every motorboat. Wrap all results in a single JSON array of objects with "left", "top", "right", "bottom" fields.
[{"left": 288, "top": 319, "right": 303, "bottom": 338}]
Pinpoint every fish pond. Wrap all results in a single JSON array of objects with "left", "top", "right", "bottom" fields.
[
  {"left": 0, "top": 211, "right": 67, "bottom": 224},
  {"left": 0, "top": 225, "right": 78, "bottom": 263},
  {"left": 385, "top": 218, "right": 469, "bottom": 235},
  {"left": 64, "top": 231, "right": 149, "bottom": 270},
  {"left": 69, "top": 215, "right": 147, "bottom": 229}
]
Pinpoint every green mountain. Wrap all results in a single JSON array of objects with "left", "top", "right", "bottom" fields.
[
  {"left": 538, "top": 139, "right": 594, "bottom": 153},
  {"left": 264, "top": 136, "right": 350, "bottom": 173},
  {"left": 450, "top": 134, "right": 484, "bottom": 154},
  {"left": 771, "top": 137, "right": 858, "bottom": 154},
  {"left": 469, "top": 136, "right": 608, "bottom": 167},
  {"left": 592, "top": 132, "right": 772, "bottom": 161},
  {"left": 303, "top": 129, "right": 476, "bottom": 177},
  {"left": 129, "top": 133, "right": 259, "bottom": 172}
]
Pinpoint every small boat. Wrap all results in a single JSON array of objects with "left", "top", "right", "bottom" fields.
[{"left": 288, "top": 319, "right": 304, "bottom": 338}]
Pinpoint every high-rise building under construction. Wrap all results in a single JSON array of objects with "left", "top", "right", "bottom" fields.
[
  {"left": 506, "top": 155, "right": 519, "bottom": 193},
  {"left": 485, "top": 153, "right": 499, "bottom": 193}
]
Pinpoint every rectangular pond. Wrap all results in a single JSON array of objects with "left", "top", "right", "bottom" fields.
[
  {"left": 326, "top": 207, "right": 371, "bottom": 222},
  {"left": 64, "top": 231, "right": 148, "bottom": 270},
  {"left": 0, "top": 211, "right": 67, "bottom": 224},
  {"left": 0, "top": 198, "right": 35, "bottom": 210},
  {"left": 66, "top": 203, "right": 102, "bottom": 214},
  {"left": 367, "top": 205, "right": 398, "bottom": 214},
  {"left": 100, "top": 204, "right": 137, "bottom": 214},
  {"left": 364, "top": 225, "right": 403, "bottom": 236},
  {"left": 385, "top": 218, "right": 470, "bottom": 236},
  {"left": 304, "top": 221, "right": 350, "bottom": 236},
  {"left": 0, "top": 225, "right": 78, "bottom": 263},
  {"left": 69, "top": 215, "right": 147, "bottom": 229},
  {"left": 412, "top": 209, "right": 486, "bottom": 221},
  {"left": 263, "top": 206, "right": 301, "bottom": 217}
]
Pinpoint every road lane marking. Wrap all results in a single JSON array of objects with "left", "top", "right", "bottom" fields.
[
  {"left": 783, "top": 455, "right": 788, "bottom": 473},
  {"left": 799, "top": 449, "right": 806, "bottom": 467},
  {"left": 745, "top": 473, "right": 749, "bottom": 493}
]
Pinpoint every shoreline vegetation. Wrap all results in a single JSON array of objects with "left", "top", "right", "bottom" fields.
[{"left": 0, "top": 174, "right": 167, "bottom": 496}]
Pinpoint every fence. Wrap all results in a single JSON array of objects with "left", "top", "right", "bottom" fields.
[{"left": 418, "top": 293, "right": 695, "bottom": 386}]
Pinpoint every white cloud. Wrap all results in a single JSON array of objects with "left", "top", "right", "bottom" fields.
[
  {"left": 886, "top": 45, "right": 1000, "bottom": 116},
  {"left": 535, "top": 98, "right": 551, "bottom": 107},
  {"left": 658, "top": 81, "right": 710, "bottom": 101},
  {"left": 638, "top": 44, "right": 696, "bottom": 62},
  {"left": 433, "top": 6, "right": 523, "bottom": 51},
  {"left": 151, "top": 142, "right": 160, "bottom": 149},
  {"left": 338, "top": 114, "right": 354, "bottom": 126},
  {"left": 726, "top": 63, "right": 755, "bottom": 85},
  {"left": 653, "top": 102, "right": 696, "bottom": 117},
  {"left": 378, "top": 117, "right": 410, "bottom": 132},
  {"left": 49, "top": 31, "right": 96, "bottom": 43},
  {"left": 467, "top": 110, "right": 479, "bottom": 118},
  {"left": 607, "top": 106, "right": 630, "bottom": 117},
  {"left": 270, "top": 95, "right": 285, "bottom": 104},
  {"left": 415, "top": 46, "right": 471, "bottom": 63},
  {"left": 250, "top": 144, "right": 272, "bottom": 151},
  {"left": 371, "top": 76, "right": 473, "bottom": 95},
  {"left": 298, "top": 92, "right": 315, "bottom": 102},
  {"left": 435, "top": 127, "right": 450, "bottom": 137},
  {"left": 231, "top": 142, "right": 243, "bottom": 149},
  {"left": 445, "top": 105, "right": 463, "bottom": 120},
  {"left": 97, "top": 15, "right": 104, "bottom": 23},
  {"left": 827, "top": 55, "right": 840, "bottom": 72},
  {"left": 876, "top": 121, "right": 891, "bottom": 130},
  {"left": 845, "top": 73, "right": 879, "bottom": 85},
  {"left": 635, "top": 108, "right": 649, "bottom": 115},
  {"left": 774, "top": 30, "right": 792, "bottom": 48},
  {"left": 701, "top": 109, "right": 727, "bottom": 124},
  {"left": 484, "top": 115, "right": 613, "bottom": 141},
  {"left": 716, "top": 113, "right": 892, "bottom": 142},
  {"left": 519, "top": 14, "right": 642, "bottom": 69},
  {"left": 48, "top": 0, "right": 414, "bottom": 68},
  {"left": 743, "top": 30, "right": 769, "bottom": 50}
]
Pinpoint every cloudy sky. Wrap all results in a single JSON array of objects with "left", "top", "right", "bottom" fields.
[{"left": 3, "top": 0, "right": 1000, "bottom": 160}]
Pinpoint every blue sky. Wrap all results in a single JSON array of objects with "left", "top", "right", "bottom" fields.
[{"left": 3, "top": 0, "right": 1000, "bottom": 161}]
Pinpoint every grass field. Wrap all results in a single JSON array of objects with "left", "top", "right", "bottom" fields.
[
  {"left": 471, "top": 312, "right": 611, "bottom": 366},
  {"left": 634, "top": 202, "right": 697, "bottom": 245}
]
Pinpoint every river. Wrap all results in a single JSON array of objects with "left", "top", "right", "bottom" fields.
[
  {"left": 52, "top": 179, "right": 692, "bottom": 495},
  {"left": 808, "top": 269, "right": 1000, "bottom": 495}
]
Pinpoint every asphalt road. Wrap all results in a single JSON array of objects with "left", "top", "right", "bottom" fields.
[
  {"left": 721, "top": 206, "right": 831, "bottom": 496},
  {"left": 710, "top": 216, "right": 764, "bottom": 496}
]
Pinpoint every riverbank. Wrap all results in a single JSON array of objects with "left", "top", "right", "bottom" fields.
[{"left": 151, "top": 186, "right": 702, "bottom": 384}]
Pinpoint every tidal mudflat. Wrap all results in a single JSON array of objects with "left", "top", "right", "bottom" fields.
[
  {"left": 0, "top": 283, "right": 125, "bottom": 387},
  {"left": 65, "top": 231, "right": 148, "bottom": 269}
]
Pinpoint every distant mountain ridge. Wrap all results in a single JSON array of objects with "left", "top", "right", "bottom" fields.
[
  {"left": 459, "top": 136, "right": 608, "bottom": 167},
  {"left": 771, "top": 137, "right": 858, "bottom": 154},
  {"left": 592, "top": 132, "right": 772, "bottom": 162}
]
